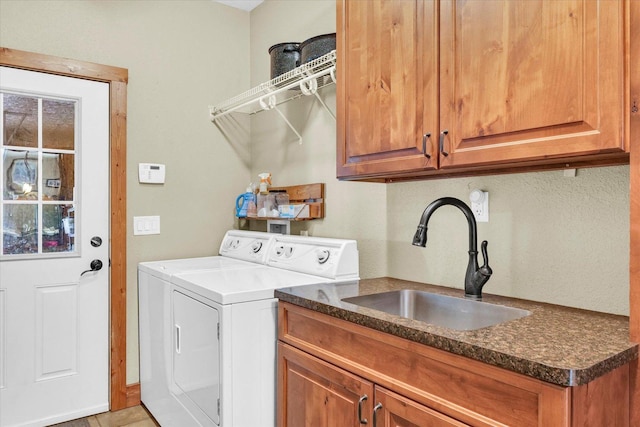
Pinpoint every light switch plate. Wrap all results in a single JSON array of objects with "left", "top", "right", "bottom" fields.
[{"left": 133, "top": 216, "right": 160, "bottom": 235}]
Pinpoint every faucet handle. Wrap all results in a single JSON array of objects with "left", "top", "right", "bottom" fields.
[{"left": 480, "top": 240, "right": 492, "bottom": 276}]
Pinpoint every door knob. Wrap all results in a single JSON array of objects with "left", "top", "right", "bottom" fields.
[{"left": 81, "top": 259, "right": 103, "bottom": 276}]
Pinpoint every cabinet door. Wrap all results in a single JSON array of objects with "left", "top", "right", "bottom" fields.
[
  {"left": 439, "top": 0, "right": 626, "bottom": 168},
  {"left": 373, "top": 387, "right": 468, "bottom": 427},
  {"left": 278, "top": 342, "right": 374, "bottom": 427},
  {"left": 337, "top": 0, "right": 438, "bottom": 179}
]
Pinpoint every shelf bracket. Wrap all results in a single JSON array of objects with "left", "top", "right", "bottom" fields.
[
  {"left": 312, "top": 91, "right": 336, "bottom": 121},
  {"left": 299, "top": 66, "right": 336, "bottom": 121},
  {"left": 273, "top": 105, "right": 303, "bottom": 144},
  {"left": 258, "top": 94, "right": 302, "bottom": 143}
]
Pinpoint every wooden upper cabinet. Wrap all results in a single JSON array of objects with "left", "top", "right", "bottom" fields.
[
  {"left": 439, "top": 0, "right": 626, "bottom": 168},
  {"left": 336, "top": 0, "right": 439, "bottom": 179},
  {"left": 337, "top": 0, "right": 629, "bottom": 180}
]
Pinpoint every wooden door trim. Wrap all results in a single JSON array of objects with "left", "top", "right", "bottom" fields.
[
  {"left": 0, "top": 47, "right": 131, "bottom": 411},
  {"left": 629, "top": 0, "right": 640, "bottom": 424}
]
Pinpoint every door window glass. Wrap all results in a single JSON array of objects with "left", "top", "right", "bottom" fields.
[
  {"left": 43, "top": 99, "right": 75, "bottom": 150},
  {"left": 2, "top": 204, "right": 37, "bottom": 255},
  {"left": 1, "top": 92, "right": 77, "bottom": 258},
  {"left": 3, "top": 94, "right": 38, "bottom": 148}
]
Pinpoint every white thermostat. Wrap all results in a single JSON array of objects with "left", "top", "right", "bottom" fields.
[{"left": 138, "top": 163, "right": 165, "bottom": 184}]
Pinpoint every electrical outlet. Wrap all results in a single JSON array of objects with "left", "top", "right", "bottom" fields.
[{"left": 470, "top": 190, "right": 489, "bottom": 222}]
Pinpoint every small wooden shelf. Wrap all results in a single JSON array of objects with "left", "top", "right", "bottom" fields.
[{"left": 246, "top": 183, "right": 325, "bottom": 221}]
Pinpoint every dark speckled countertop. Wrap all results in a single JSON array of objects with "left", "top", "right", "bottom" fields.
[{"left": 275, "top": 277, "right": 638, "bottom": 387}]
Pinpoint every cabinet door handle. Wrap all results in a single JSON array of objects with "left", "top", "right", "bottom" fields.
[
  {"left": 439, "top": 129, "right": 449, "bottom": 157},
  {"left": 357, "top": 394, "right": 368, "bottom": 424},
  {"left": 422, "top": 133, "right": 431, "bottom": 159},
  {"left": 372, "top": 403, "right": 383, "bottom": 427}
]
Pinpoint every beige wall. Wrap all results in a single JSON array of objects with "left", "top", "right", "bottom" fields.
[
  {"left": 1, "top": 0, "right": 630, "bottom": 387},
  {"left": 1, "top": 0, "right": 252, "bottom": 384}
]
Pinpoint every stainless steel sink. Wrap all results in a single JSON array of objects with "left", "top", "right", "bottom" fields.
[{"left": 342, "top": 290, "right": 530, "bottom": 331}]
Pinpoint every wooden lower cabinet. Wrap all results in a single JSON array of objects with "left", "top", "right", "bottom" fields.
[
  {"left": 277, "top": 302, "right": 630, "bottom": 427},
  {"left": 278, "top": 343, "right": 373, "bottom": 427}
]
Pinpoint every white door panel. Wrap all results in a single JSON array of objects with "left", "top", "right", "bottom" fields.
[
  {"left": 35, "top": 284, "right": 78, "bottom": 381},
  {"left": 0, "top": 67, "right": 109, "bottom": 426}
]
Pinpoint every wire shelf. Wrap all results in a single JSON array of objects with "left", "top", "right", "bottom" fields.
[{"left": 209, "top": 50, "right": 336, "bottom": 121}]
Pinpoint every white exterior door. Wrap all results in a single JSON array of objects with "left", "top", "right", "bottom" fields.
[{"left": 0, "top": 66, "right": 110, "bottom": 426}]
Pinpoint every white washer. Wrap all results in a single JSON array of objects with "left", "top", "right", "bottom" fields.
[{"left": 138, "top": 232, "right": 359, "bottom": 427}]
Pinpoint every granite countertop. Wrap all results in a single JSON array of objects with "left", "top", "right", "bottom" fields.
[{"left": 275, "top": 277, "right": 638, "bottom": 387}]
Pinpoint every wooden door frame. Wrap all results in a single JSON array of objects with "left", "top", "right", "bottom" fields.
[
  {"left": 0, "top": 47, "right": 132, "bottom": 411},
  {"left": 630, "top": 0, "right": 640, "bottom": 423}
]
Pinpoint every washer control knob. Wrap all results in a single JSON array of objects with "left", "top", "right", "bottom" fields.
[
  {"left": 285, "top": 246, "right": 294, "bottom": 258},
  {"left": 251, "top": 241, "right": 263, "bottom": 253},
  {"left": 226, "top": 238, "right": 240, "bottom": 250},
  {"left": 275, "top": 244, "right": 285, "bottom": 256},
  {"left": 316, "top": 249, "right": 330, "bottom": 264}
]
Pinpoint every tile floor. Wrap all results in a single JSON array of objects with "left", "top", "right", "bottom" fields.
[{"left": 50, "top": 406, "right": 159, "bottom": 427}]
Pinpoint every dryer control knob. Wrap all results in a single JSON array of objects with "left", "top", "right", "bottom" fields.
[
  {"left": 251, "top": 241, "right": 263, "bottom": 253},
  {"left": 275, "top": 244, "right": 285, "bottom": 256}
]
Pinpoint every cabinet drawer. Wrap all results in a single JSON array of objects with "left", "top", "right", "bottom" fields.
[
  {"left": 279, "top": 303, "right": 569, "bottom": 427},
  {"left": 375, "top": 386, "right": 469, "bottom": 427}
]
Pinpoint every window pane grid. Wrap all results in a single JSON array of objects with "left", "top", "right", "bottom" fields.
[{"left": 1, "top": 91, "right": 77, "bottom": 259}]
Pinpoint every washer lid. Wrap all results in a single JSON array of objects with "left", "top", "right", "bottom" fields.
[
  {"left": 137, "top": 230, "right": 280, "bottom": 281},
  {"left": 172, "top": 266, "right": 329, "bottom": 305},
  {"left": 138, "top": 256, "right": 253, "bottom": 281}
]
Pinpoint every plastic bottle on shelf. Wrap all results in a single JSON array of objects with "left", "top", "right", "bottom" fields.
[
  {"left": 236, "top": 186, "right": 256, "bottom": 218},
  {"left": 258, "top": 173, "right": 271, "bottom": 194}
]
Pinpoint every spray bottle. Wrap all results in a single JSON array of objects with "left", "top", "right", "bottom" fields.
[{"left": 258, "top": 173, "right": 272, "bottom": 194}]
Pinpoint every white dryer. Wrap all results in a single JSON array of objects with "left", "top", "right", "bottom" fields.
[
  {"left": 138, "top": 232, "right": 359, "bottom": 427},
  {"left": 138, "top": 230, "right": 278, "bottom": 427}
]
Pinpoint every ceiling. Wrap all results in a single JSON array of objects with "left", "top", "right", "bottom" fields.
[{"left": 216, "top": 0, "right": 264, "bottom": 11}]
